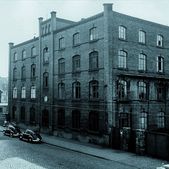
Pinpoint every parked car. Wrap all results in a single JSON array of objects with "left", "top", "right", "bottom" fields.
[
  {"left": 19, "top": 129, "right": 42, "bottom": 143},
  {"left": 3, "top": 125, "right": 21, "bottom": 137}
]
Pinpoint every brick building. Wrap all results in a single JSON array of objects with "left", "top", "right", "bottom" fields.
[{"left": 8, "top": 4, "right": 169, "bottom": 145}]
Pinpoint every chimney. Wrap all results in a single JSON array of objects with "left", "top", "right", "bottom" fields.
[
  {"left": 51, "top": 11, "right": 56, "bottom": 18},
  {"left": 103, "top": 3, "right": 113, "bottom": 12},
  {"left": 8, "top": 42, "right": 14, "bottom": 48},
  {"left": 38, "top": 17, "right": 43, "bottom": 23}
]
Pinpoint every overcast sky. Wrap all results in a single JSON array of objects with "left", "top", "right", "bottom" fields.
[{"left": 1, "top": 0, "right": 169, "bottom": 77}]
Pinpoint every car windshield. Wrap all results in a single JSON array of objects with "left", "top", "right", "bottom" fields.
[{"left": 25, "top": 130, "right": 38, "bottom": 139}]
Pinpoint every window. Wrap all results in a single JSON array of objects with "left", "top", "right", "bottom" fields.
[
  {"left": 43, "top": 72, "right": 49, "bottom": 88},
  {"left": 139, "top": 30, "right": 146, "bottom": 44},
  {"left": 89, "top": 80, "right": 99, "bottom": 99},
  {"left": 13, "top": 87, "right": 17, "bottom": 98},
  {"left": 157, "top": 111, "right": 165, "bottom": 128},
  {"left": 157, "top": 82, "right": 166, "bottom": 100},
  {"left": 14, "top": 52, "right": 17, "bottom": 62},
  {"left": 72, "top": 110, "right": 80, "bottom": 129},
  {"left": 31, "top": 47, "right": 36, "bottom": 57},
  {"left": 119, "top": 113, "right": 130, "bottom": 128},
  {"left": 138, "top": 53, "right": 146, "bottom": 71},
  {"left": 89, "top": 111, "right": 99, "bottom": 131},
  {"left": 12, "top": 106, "right": 16, "bottom": 120},
  {"left": 22, "top": 50, "right": 26, "bottom": 60},
  {"left": 31, "top": 64, "right": 36, "bottom": 78},
  {"left": 73, "top": 33, "right": 80, "bottom": 46},
  {"left": 119, "top": 26, "right": 126, "bottom": 40},
  {"left": 118, "top": 50, "right": 127, "bottom": 69},
  {"left": 13, "top": 68, "right": 17, "bottom": 81},
  {"left": 89, "top": 51, "right": 98, "bottom": 70},
  {"left": 20, "top": 106, "right": 25, "bottom": 122},
  {"left": 31, "top": 86, "right": 36, "bottom": 99},
  {"left": 157, "top": 34, "right": 163, "bottom": 47},
  {"left": 59, "top": 37, "right": 65, "bottom": 49},
  {"left": 43, "top": 47, "right": 49, "bottom": 63},
  {"left": 58, "top": 109, "right": 65, "bottom": 128},
  {"left": 89, "top": 27, "right": 97, "bottom": 41},
  {"left": 58, "top": 82, "right": 65, "bottom": 99},
  {"left": 72, "top": 81, "right": 81, "bottom": 99},
  {"left": 21, "top": 87, "right": 26, "bottom": 99},
  {"left": 138, "top": 81, "right": 147, "bottom": 100},
  {"left": 157, "top": 56, "right": 164, "bottom": 73},
  {"left": 58, "top": 58, "right": 65, "bottom": 74},
  {"left": 42, "top": 109, "right": 49, "bottom": 127},
  {"left": 117, "top": 80, "right": 127, "bottom": 99},
  {"left": 72, "top": 55, "right": 80, "bottom": 72},
  {"left": 21, "top": 66, "right": 26, "bottom": 80},
  {"left": 140, "top": 110, "right": 147, "bottom": 129},
  {"left": 30, "top": 107, "right": 36, "bottom": 124}
]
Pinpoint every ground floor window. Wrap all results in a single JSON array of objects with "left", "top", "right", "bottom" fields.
[
  {"left": 89, "top": 111, "right": 99, "bottom": 131},
  {"left": 139, "top": 110, "right": 147, "bottom": 129},
  {"left": 157, "top": 111, "right": 165, "bottom": 128},
  {"left": 42, "top": 109, "right": 49, "bottom": 128},
  {"left": 119, "top": 113, "right": 130, "bottom": 128},
  {"left": 58, "top": 109, "right": 65, "bottom": 128}
]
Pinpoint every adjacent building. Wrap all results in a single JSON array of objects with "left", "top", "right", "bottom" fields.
[{"left": 8, "top": 4, "right": 169, "bottom": 145}]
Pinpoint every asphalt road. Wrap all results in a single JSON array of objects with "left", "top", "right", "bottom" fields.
[{"left": 0, "top": 131, "right": 141, "bottom": 169}]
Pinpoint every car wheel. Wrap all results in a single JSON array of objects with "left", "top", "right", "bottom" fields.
[{"left": 10, "top": 133, "right": 13, "bottom": 137}]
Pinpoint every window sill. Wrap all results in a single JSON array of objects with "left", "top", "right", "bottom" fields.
[
  {"left": 138, "top": 42, "right": 146, "bottom": 45},
  {"left": 72, "top": 99, "right": 81, "bottom": 102},
  {"left": 117, "top": 67, "right": 128, "bottom": 71},
  {"left": 89, "top": 39, "right": 99, "bottom": 43},
  {"left": 156, "top": 45, "right": 163, "bottom": 49},
  {"left": 157, "top": 71, "right": 164, "bottom": 75},
  {"left": 88, "top": 68, "right": 99, "bottom": 72},
  {"left": 139, "top": 99, "right": 148, "bottom": 102},
  {"left": 72, "top": 43, "right": 81, "bottom": 47},
  {"left": 118, "top": 38, "right": 127, "bottom": 42},
  {"left": 43, "top": 61, "right": 49, "bottom": 65},
  {"left": 58, "top": 48, "right": 65, "bottom": 51},
  {"left": 138, "top": 70, "right": 147, "bottom": 73}
]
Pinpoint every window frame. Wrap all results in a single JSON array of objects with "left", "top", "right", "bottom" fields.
[
  {"left": 157, "top": 56, "right": 164, "bottom": 73},
  {"left": 58, "top": 82, "right": 65, "bottom": 99},
  {"left": 89, "top": 27, "right": 97, "bottom": 41},
  {"left": 58, "top": 58, "right": 65, "bottom": 74},
  {"left": 118, "top": 50, "right": 127, "bottom": 69},
  {"left": 138, "top": 53, "right": 146, "bottom": 71},
  {"left": 72, "top": 81, "right": 81, "bottom": 99},
  {"left": 73, "top": 33, "right": 80, "bottom": 46},
  {"left": 31, "top": 86, "right": 36, "bottom": 99},
  {"left": 89, "top": 80, "right": 99, "bottom": 99},
  {"left": 59, "top": 37, "right": 65, "bottom": 49},
  {"left": 138, "top": 81, "right": 147, "bottom": 100},
  {"left": 21, "top": 86, "right": 26, "bottom": 99},
  {"left": 157, "top": 34, "right": 163, "bottom": 47},
  {"left": 72, "top": 55, "right": 80, "bottom": 72},
  {"left": 119, "top": 26, "right": 126, "bottom": 40},
  {"left": 139, "top": 30, "right": 146, "bottom": 44},
  {"left": 89, "top": 51, "right": 98, "bottom": 70}
]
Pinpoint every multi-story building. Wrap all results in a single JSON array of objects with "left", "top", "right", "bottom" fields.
[{"left": 8, "top": 4, "right": 169, "bottom": 145}]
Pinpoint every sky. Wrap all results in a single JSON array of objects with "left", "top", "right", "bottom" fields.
[{"left": 0, "top": 0, "right": 169, "bottom": 77}]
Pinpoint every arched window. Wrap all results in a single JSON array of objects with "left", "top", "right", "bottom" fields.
[
  {"left": 59, "top": 37, "right": 65, "bottom": 49},
  {"left": 31, "top": 47, "right": 36, "bottom": 57},
  {"left": 73, "top": 33, "right": 80, "bottom": 46},
  {"left": 31, "top": 85, "right": 36, "bottom": 99},
  {"left": 21, "top": 66, "right": 26, "bottom": 80},
  {"left": 89, "top": 111, "right": 99, "bottom": 131},
  {"left": 58, "top": 58, "right": 65, "bottom": 74},
  {"left": 118, "top": 80, "right": 127, "bottom": 99},
  {"left": 13, "top": 68, "right": 17, "bottom": 81},
  {"left": 89, "top": 80, "right": 99, "bottom": 99},
  {"left": 22, "top": 50, "right": 26, "bottom": 60},
  {"left": 157, "top": 82, "right": 166, "bottom": 101},
  {"left": 43, "top": 72, "right": 49, "bottom": 88},
  {"left": 157, "top": 111, "right": 165, "bottom": 128},
  {"left": 21, "top": 86, "right": 26, "bottom": 99},
  {"left": 58, "top": 82, "right": 65, "bottom": 99},
  {"left": 20, "top": 106, "right": 25, "bottom": 122},
  {"left": 72, "top": 55, "right": 80, "bottom": 72},
  {"left": 30, "top": 107, "right": 36, "bottom": 125},
  {"left": 31, "top": 64, "right": 36, "bottom": 78},
  {"left": 72, "top": 110, "right": 80, "bottom": 129},
  {"left": 157, "top": 56, "right": 164, "bottom": 73},
  {"left": 157, "top": 34, "right": 163, "bottom": 47},
  {"left": 119, "top": 26, "right": 126, "bottom": 40},
  {"left": 138, "top": 81, "right": 147, "bottom": 100},
  {"left": 14, "top": 52, "right": 17, "bottom": 62},
  {"left": 89, "top": 27, "right": 97, "bottom": 41},
  {"left": 138, "top": 53, "right": 146, "bottom": 71},
  {"left": 139, "top": 110, "right": 147, "bottom": 129},
  {"left": 118, "top": 50, "right": 127, "bottom": 69},
  {"left": 58, "top": 109, "right": 65, "bottom": 128},
  {"left": 139, "top": 30, "right": 146, "bottom": 44},
  {"left": 89, "top": 51, "right": 98, "bottom": 70},
  {"left": 13, "top": 87, "right": 17, "bottom": 98},
  {"left": 72, "top": 81, "right": 81, "bottom": 99},
  {"left": 43, "top": 47, "right": 49, "bottom": 63}
]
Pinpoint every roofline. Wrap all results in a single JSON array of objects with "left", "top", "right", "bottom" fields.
[
  {"left": 54, "top": 12, "right": 103, "bottom": 33},
  {"left": 11, "top": 37, "right": 39, "bottom": 49}
]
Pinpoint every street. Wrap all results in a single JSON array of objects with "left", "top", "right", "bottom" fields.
[{"left": 0, "top": 132, "right": 142, "bottom": 169}]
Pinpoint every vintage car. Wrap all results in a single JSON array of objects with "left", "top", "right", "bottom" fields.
[
  {"left": 157, "top": 164, "right": 169, "bottom": 169},
  {"left": 19, "top": 129, "right": 42, "bottom": 143},
  {"left": 3, "top": 125, "right": 21, "bottom": 137}
]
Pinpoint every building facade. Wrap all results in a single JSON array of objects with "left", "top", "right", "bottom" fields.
[{"left": 8, "top": 4, "right": 169, "bottom": 145}]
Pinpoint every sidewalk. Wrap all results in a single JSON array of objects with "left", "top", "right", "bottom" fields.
[{"left": 0, "top": 125, "right": 168, "bottom": 169}]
